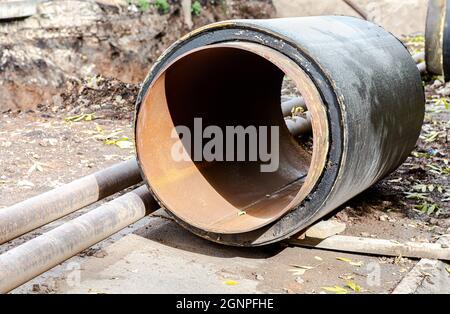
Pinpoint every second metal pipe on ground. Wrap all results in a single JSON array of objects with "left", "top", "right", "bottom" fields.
[
  {"left": 0, "top": 158, "right": 142, "bottom": 245},
  {"left": 0, "top": 185, "right": 158, "bottom": 293}
]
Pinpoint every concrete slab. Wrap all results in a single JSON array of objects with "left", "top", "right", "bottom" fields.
[
  {"left": 273, "top": 0, "right": 427, "bottom": 37},
  {"left": 50, "top": 216, "right": 417, "bottom": 294},
  {"left": 0, "top": 0, "right": 37, "bottom": 20}
]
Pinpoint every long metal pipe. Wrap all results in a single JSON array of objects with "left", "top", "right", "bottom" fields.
[
  {"left": 0, "top": 186, "right": 158, "bottom": 293},
  {"left": 0, "top": 158, "right": 142, "bottom": 245}
]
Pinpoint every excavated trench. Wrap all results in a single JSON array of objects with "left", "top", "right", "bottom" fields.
[{"left": 0, "top": 0, "right": 275, "bottom": 111}]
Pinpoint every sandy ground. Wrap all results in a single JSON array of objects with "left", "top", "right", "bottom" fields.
[
  {"left": 273, "top": 0, "right": 427, "bottom": 37},
  {"left": 0, "top": 58, "right": 449, "bottom": 293}
]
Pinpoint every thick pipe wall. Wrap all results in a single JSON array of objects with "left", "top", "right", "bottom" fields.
[
  {"left": 0, "top": 186, "right": 158, "bottom": 293},
  {"left": 0, "top": 158, "right": 142, "bottom": 244}
]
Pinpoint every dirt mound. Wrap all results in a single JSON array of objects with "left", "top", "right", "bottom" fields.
[
  {"left": 0, "top": 0, "right": 275, "bottom": 111},
  {"left": 36, "top": 76, "right": 139, "bottom": 120}
]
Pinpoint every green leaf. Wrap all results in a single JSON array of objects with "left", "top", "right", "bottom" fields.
[{"left": 191, "top": 0, "right": 201, "bottom": 16}]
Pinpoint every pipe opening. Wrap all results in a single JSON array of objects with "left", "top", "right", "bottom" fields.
[{"left": 136, "top": 43, "right": 328, "bottom": 234}]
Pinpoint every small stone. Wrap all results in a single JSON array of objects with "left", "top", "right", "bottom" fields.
[
  {"left": 295, "top": 277, "right": 304, "bottom": 284},
  {"left": 305, "top": 220, "right": 346, "bottom": 239}
]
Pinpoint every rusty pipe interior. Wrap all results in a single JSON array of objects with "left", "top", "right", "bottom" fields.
[{"left": 136, "top": 42, "right": 328, "bottom": 235}]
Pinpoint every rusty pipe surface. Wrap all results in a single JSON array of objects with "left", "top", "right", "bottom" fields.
[
  {"left": 0, "top": 186, "right": 158, "bottom": 293},
  {"left": 0, "top": 158, "right": 142, "bottom": 245},
  {"left": 135, "top": 17, "right": 425, "bottom": 246}
]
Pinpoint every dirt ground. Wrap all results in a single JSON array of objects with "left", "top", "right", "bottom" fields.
[
  {"left": 0, "top": 36, "right": 449, "bottom": 294},
  {"left": 0, "top": 2, "right": 449, "bottom": 294}
]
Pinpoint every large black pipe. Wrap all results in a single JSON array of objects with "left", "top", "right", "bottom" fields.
[{"left": 135, "top": 17, "right": 425, "bottom": 246}]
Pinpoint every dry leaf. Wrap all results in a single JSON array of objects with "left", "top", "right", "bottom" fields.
[
  {"left": 321, "top": 286, "right": 348, "bottom": 294},
  {"left": 96, "top": 125, "right": 104, "bottom": 134},
  {"left": 345, "top": 281, "right": 361, "bottom": 292},
  {"left": 288, "top": 265, "right": 314, "bottom": 276},
  {"left": 336, "top": 257, "right": 352, "bottom": 263},
  {"left": 116, "top": 139, "right": 133, "bottom": 149},
  {"left": 224, "top": 280, "right": 237, "bottom": 286},
  {"left": 237, "top": 211, "right": 247, "bottom": 216},
  {"left": 289, "top": 269, "right": 307, "bottom": 276},
  {"left": 349, "top": 261, "right": 364, "bottom": 267},
  {"left": 65, "top": 113, "right": 95, "bottom": 122}
]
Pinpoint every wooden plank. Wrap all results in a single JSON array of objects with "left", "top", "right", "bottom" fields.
[{"left": 289, "top": 235, "right": 450, "bottom": 261}]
